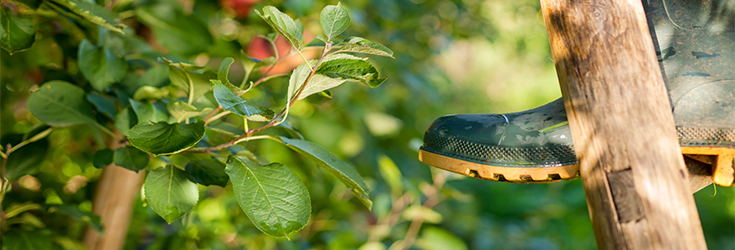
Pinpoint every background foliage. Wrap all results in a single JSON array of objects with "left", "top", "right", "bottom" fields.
[{"left": 1, "top": 0, "right": 733, "bottom": 249}]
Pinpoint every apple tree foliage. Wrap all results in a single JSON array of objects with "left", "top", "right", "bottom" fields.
[{"left": 0, "top": 0, "right": 394, "bottom": 244}]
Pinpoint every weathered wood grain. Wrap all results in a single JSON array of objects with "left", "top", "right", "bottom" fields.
[{"left": 539, "top": 0, "right": 707, "bottom": 249}]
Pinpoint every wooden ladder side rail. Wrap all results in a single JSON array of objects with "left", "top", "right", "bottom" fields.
[{"left": 539, "top": 0, "right": 708, "bottom": 249}]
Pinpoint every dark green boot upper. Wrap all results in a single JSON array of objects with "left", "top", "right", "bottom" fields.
[
  {"left": 423, "top": 99, "right": 576, "bottom": 167},
  {"left": 422, "top": 0, "right": 735, "bottom": 168}
]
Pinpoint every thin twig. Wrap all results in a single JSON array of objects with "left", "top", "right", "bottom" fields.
[
  {"left": 202, "top": 106, "right": 223, "bottom": 122},
  {"left": 251, "top": 50, "right": 295, "bottom": 88},
  {"left": 7, "top": 128, "right": 53, "bottom": 155},
  {"left": 398, "top": 171, "right": 447, "bottom": 250},
  {"left": 1, "top": 143, "right": 10, "bottom": 234},
  {"left": 205, "top": 111, "right": 231, "bottom": 125}
]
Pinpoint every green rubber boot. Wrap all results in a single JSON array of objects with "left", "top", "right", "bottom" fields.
[{"left": 419, "top": 0, "right": 735, "bottom": 185}]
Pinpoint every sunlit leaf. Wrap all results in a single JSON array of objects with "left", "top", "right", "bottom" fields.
[
  {"left": 320, "top": 3, "right": 350, "bottom": 41},
  {"left": 226, "top": 156, "right": 311, "bottom": 238},
  {"left": 127, "top": 120, "right": 205, "bottom": 156},
  {"left": 278, "top": 137, "right": 371, "bottom": 209},
  {"left": 144, "top": 165, "right": 199, "bottom": 224},
  {"left": 132, "top": 86, "right": 168, "bottom": 101},
  {"left": 288, "top": 54, "right": 370, "bottom": 101},
  {"left": 415, "top": 227, "right": 468, "bottom": 250},
  {"left": 316, "top": 58, "right": 387, "bottom": 88},
  {"left": 78, "top": 39, "right": 127, "bottom": 90},
  {"left": 217, "top": 57, "right": 241, "bottom": 91},
  {"left": 166, "top": 101, "right": 212, "bottom": 123},
  {"left": 129, "top": 99, "right": 171, "bottom": 123},
  {"left": 336, "top": 37, "right": 394, "bottom": 58},
  {"left": 378, "top": 155, "right": 403, "bottom": 196},
  {"left": 161, "top": 58, "right": 215, "bottom": 102},
  {"left": 255, "top": 6, "right": 304, "bottom": 50},
  {"left": 47, "top": 0, "right": 124, "bottom": 33},
  {"left": 0, "top": 7, "right": 36, "bottom": 54}
]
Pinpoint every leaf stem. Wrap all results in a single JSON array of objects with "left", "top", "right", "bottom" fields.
[
  {"left": 185, "top": 70, "right": 195, "bottom": 105},
  {"left": 232, "top": 135, "right": 280, "bottom": 144},
  {"left": 94, "top": 123, "right": 117, "bottom": 138},
  {"left": 6, "top": 128, "right": 53, "bottom": 155},
  {"left": 295, "top": 48, "right": 313, "bottom": 70},
  {"left": 251, "top": 73, "right": 288, "bottom": 88}
]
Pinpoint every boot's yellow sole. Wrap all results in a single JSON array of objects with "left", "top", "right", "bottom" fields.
[
  {"left": 419, "top": 149, "right": 579, "bottom": 183},
  {"left": 421, "top": 147, "right": 735, "bottom": 186},
  {"left": 681, "top": 147, "right": 735, "bottom": 187}
]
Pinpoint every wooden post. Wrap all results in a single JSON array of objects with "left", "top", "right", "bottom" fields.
[
  {"left": 539, "top": 0, "right": 707, "bottom": 249},
  {"left": 83, "top": 166, "right": 144, "bottom": 250},
  {"left": 83, "top": 132, "right": 145, "bottom": 250}
]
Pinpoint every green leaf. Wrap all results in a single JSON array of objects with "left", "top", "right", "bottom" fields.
[
  {"left": 0, "top": 7, "right": 37, "bottom": 54},
  {"left": 127, "top": 120, "right": 206, "bottom": 156},
  {"left": 415, "top": 227, "right": 468, "bottom": 250},
  {"left": 255, "top": 6, "right": 304, "bottom": 50},
  {"left": 47, "top": 0, "right": 124, "bottom": 33},
  {"left": 78, "top": 39, "right": 127, "bottom": 90},
  {"left": 129, "top": 99, "right": 171, "bottom": 123},
  {"left": 113, "top": 146, "right": 149, "bottom": 172},
  {"left": 217, "top": 58, "right": 235, "bottom": 86},
  {"left": 93, "top": 149, "right": 113, "bottom": 168},
  {"left": 320, "top": 3, "right": 350, "bottom": 41},
  {"left": 180, "top": 154, "right": 229, "bottom": 187},
  {"left": 162, "top": 58, "right": 215, "bottom": 102},
  {"left": 114, "top": 107, "right": 137, "bottom": 136},
  {"left": 316, "top": 58, "right": 387, "bottom": 88},
  {"left": 144, "top": 165, "right": 199, "bottom": 224},
  {"left": 288, "top": 54, "right": 366, "bottom": 101},
  {"left": 212, "top": 80, "right": 274, "bottom": 121},
  {"left": 289, "top": 61, "right": 344, "bottom": 101},
  {"left": 132, "top": 86, "right": 168, "bottom": 100},
  {"left": 2, "top": 230, "right": 58, "bottom": 250},
  {"left": 49, "top": 205, "right": 103, "bottom": 232},
  {"left": 378, "top": 155, "right": 403, "bottom": 196},
  {"left": 278, "top": 137, "right": 371, "bottom": 209},
  {"left": 28, "top": 81, "right": 98, "bottom": 127},
  {"left": 166, "top": 101, "right": 211, "bottom": 123},
  {"left": 225, "top": 156, "right": 311, "bottom": 238},
  {"left": 87, "top": 93, "right": 117, "bottom": 118},
  {"left": 337, "top": 37, "right": 394, "bottom": 58},
  {"left": 136, "top": 5, "right": 212, "bottom": 55}
]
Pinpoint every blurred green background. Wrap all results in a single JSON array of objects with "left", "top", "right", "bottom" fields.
[{"left": 1, "top": 0, "right": 733, "bottom": 249}]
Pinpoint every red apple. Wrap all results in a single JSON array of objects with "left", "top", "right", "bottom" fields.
[
  {"left": 246, "top": 31, "right": 318, "bottom": 75},
  {"left": 220, "top": 0, "right": 260, "bottom": 19}
]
